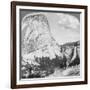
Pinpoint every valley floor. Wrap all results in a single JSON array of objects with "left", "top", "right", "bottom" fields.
[{"left": 46, "top": 65, "right": 80, "bottom": 78}]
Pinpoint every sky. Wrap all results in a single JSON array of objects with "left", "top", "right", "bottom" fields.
[
  {"left": 20, "top": 9, "right": 80, "bottom": 45},
  {"left": 45, "top": 12, "right": 80, "bottom": 44}
]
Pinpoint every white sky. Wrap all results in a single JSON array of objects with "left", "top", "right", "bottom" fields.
[{"left": 45, "top": 12, "right": 80, "bottom": 45}]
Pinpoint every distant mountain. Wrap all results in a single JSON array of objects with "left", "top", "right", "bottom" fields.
[{"left": 61, "top": 41, "right": 80, "bottom": 47}]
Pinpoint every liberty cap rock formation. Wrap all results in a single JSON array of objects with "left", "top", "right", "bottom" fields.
[{"left": 21, "top": 13, "right": 63, "bottom": 62}]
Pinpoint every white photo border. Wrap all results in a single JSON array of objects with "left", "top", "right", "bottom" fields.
[{"left": 16, "top": 5, "right": 85, "bottom": 85}]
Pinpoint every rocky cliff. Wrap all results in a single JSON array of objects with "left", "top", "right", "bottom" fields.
[{"left": 21, "top": 13, "right": 63, "bottom": 62}]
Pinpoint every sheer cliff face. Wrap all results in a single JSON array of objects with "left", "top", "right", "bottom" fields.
[
  {"left": 21, "top": 13, "right": 63, "bottom": 61},
  {"left": 22, "top": 14, "right": 53, "bottom": 54}
]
